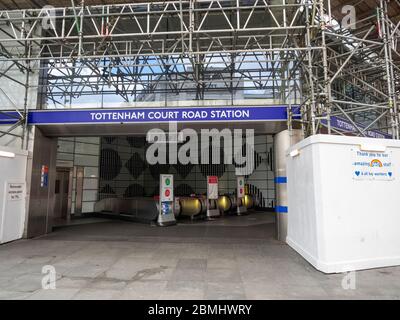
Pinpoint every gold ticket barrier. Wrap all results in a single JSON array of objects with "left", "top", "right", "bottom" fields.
[
  {"left": 178, "top": 197, "right": 205, "bottom": 217},
  {"left": 177, "top": 193, "right": 255, "bottom": 219},
  {"left": 217, "top": 195, "right": 232, "bottom": 214},
  {"left": 242, "top": 194, "right": 254, "bottom": 209},
  {"left": 216, "top": 194, "right": 257, "bottom": 213}
]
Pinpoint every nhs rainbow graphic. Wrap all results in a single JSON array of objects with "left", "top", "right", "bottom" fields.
[{"left": 370, "top": 159, "right": 383, "bottom": 168}]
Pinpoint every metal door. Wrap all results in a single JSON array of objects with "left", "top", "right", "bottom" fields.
[
  {"left": 54, "top": 168, "right": 71, "bottom": 221},
  {"left": 75, "top": 166, "right": 84, "bottom": 215}
]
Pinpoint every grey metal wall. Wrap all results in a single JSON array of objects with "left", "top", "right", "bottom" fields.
[
  {"left": 26, "top": 128, "right": 57, "bottom": 238},
  {"left": 274, "top": 129, "right": 303, "bottom": 242}
]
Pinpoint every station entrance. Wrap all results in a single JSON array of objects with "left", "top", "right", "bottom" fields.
[
  {"left": 15, "top": 106, "right": 302, "bottom": 242},
  {"left": 54, "top": 132, "right": 276, "bottom": 228}
]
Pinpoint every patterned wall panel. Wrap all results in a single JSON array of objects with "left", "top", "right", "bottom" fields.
[{"left": 98, "top": 135, "right": 275, "bottom": 208}]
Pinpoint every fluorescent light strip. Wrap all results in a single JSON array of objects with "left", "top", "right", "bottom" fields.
[
  {"left": 290, "top": 149, "right": 300, "bottom": 157},
  {"left": 0, "top": 150, "right": 16, "bottom": 158}
]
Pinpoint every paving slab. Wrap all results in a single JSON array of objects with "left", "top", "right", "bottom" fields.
[{"left": 0, "top": 214, "right": 399, "bottom": 300}]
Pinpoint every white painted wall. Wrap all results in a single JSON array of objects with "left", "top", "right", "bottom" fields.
[
  {"left": 0, "top": 146, "right": 28, "bottom": 243},
  {"left": 0, "top": 58, "right": 40, "bottom": 238}
]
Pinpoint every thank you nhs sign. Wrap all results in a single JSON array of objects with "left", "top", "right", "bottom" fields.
[{"left": 352, "top": 148, "right": 394, "bottom": 181}]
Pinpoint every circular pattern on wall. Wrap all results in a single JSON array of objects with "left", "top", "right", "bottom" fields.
[
  {"left": 100, "top": 148, "right": 122, "bottom": 180},
  {"left": 173, "top": 163, "right": 194, "bottom": 178},
  {"left": 151, "top": 185, "right": 160, "bottom": 197},
  {"left": 175, "top": 184, "right": 195, "bottom": 196},
  {"left": 124, "top": 184, "right": 145, "bottom": 198},
  {"left": 98, "top": 184, "right": 116, "bottom": 200},
  {"left": 149, "top": 163, "right": 170, "bottom": 180},
  {"left": 125, "top": 152, "right": 146, "bottom": 179},
  {"left": 126, "top": 136, "right": 147, "bottom": 148}
]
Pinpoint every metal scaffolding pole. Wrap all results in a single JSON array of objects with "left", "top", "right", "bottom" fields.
[
  {"left": 0, "top": 0, "right": 398, "bottom": 140},
  {"left": 380, "top": 0, "right": 399, "bottom": 139}
]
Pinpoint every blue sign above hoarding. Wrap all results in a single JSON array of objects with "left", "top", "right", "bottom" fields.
[
  {"left": 0, "top": 105, "right": 392, "bottom": 139},
  {"left": 0, "top": 113, "right": 20, "bottom": 125},
  {"left": 324, "top": 116, "right": 392, "bottom": 139}
]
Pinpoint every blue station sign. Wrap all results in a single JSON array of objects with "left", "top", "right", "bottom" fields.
[
  {"left": 0, "top": 105, "right": 391, "bottom": 139},
  {"left": 322, "top": 116, "right": 392, "bottom": 139},
  {"left": 0, "top": 105, "right": 300, "bottom": 125}
]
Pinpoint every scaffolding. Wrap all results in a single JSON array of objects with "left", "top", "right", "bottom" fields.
[{"left": 0, "top": 0, "right": 399, "bottom": 145}]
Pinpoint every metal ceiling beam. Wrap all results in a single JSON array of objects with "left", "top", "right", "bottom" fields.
[{"left": 0, "top": 0, "right": 398, "bottom": 141}]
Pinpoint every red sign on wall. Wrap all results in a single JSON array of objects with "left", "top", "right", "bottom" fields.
[
  {"left": 208, "top": 176, "right": 218, "bottom": 184},
  {"left": 207, "top": 176, "right": 218, "bottom": 200},
  {"left": 41, "top": 165, "right": 49, "bottom": 188}
]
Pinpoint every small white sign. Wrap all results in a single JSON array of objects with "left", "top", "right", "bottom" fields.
[
  {"left": 207, "top": 176, "right": 219, "bottom": 200},
  {"left": 160, "top": 174, "right": 174, "bottom": 202},
  {"left": 237, "top": 176, "right": 245, "bottom": 198},
  {"left": 7, "top": 183, "right": 25, "bottom": 201},
  {"left": 352, "top": 149, "right": 394, "bottom": 181}
]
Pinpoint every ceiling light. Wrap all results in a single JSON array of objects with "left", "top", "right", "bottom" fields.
[{"left": 0, "top": 150, "right": 16, "bottom": 158}]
